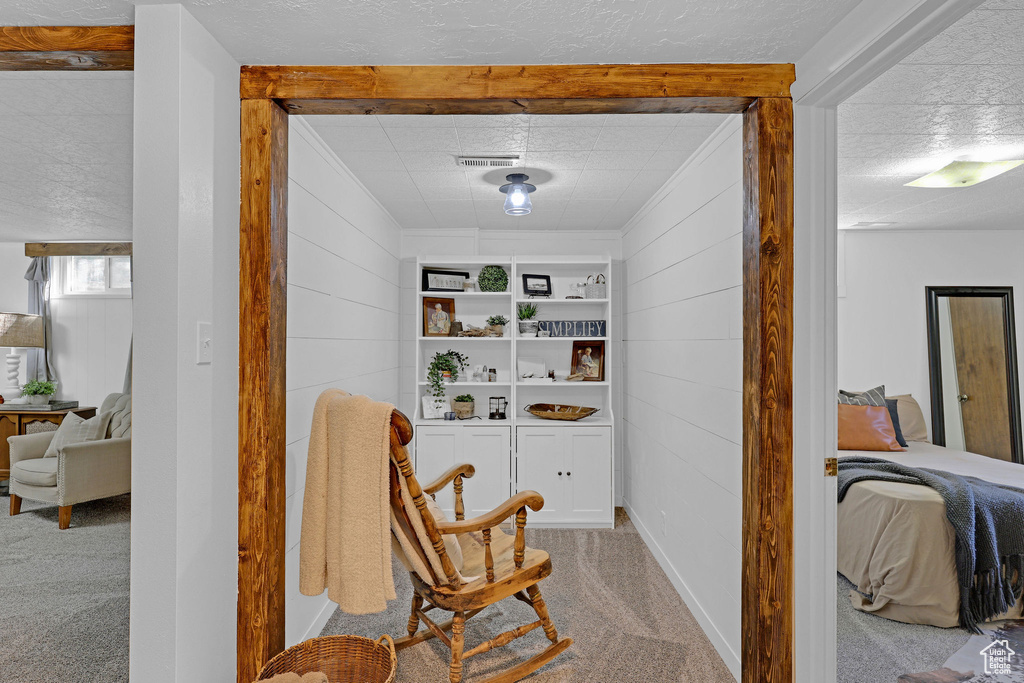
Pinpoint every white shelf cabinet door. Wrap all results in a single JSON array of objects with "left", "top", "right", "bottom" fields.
[
  {"left": 414, "top": 425, "right": 512, "bottom": 518},
  {"left": 514, "top": 427, "right": 567, "bottom": 523},
  {"left": 564, "top": 427, "right": 612, "bottom": 523},
  {"left": 515, "top": 425, "right": 612, "bottom": 526}
]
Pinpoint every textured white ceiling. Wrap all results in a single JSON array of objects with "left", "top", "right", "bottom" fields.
[
  {"left": 306, "top": 113, "right": 730, "bottom": 231},
  {"left": 0, "top": 72, "right": 133, "bottom": 242},
  {"left": 838, "top": 0, "right": 1024, "bottom": 231},
  {"left": 1, "top": 0, "right": 862, "bottom": 65}
]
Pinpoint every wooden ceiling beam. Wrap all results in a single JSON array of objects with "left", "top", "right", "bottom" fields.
[
  {"left": 25, "top": 242, "right": 132, "bottom": 257},
  {"left": 275, "top": 96, "right": 756, "bottom": 116},
  {"left": 0, "top": 26, "right": 134, "bottom": 71},
  {"left": 240, "top": 64, "right": 794, "bottom": 109}
]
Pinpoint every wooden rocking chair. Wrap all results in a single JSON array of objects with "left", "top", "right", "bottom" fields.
[{"left": 387, "top": 409, "right": 573, "bottom": 683}]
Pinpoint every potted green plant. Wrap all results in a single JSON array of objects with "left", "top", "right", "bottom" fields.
[
  {"left": 21, "top": 379, "right": 56, "bottom": 406},
  {"left": 451, "top": 393, "right": 475, "bottom": 419},
  {"left": 426, "top": 350, "right": 469, "bottom": 400},
  {"left": 486, "top": 314, "right": 509, "bottom": 337},
  {"left": 517, "top": 302, "right": 539, "bottom": 336},
  {"left": 478, "top": 265, "right": 509, "bottom": 292}
]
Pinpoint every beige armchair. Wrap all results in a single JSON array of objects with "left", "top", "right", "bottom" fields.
[{"left": 8, "top": 393, "right": 131, "bottom": 529}]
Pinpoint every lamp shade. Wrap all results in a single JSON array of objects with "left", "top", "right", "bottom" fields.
[
  {"left": 0, "top": 313, "right": 44, "bottom": 348},
  {"left": 499, "top": 173, "right": 536, "bottom": 216}
]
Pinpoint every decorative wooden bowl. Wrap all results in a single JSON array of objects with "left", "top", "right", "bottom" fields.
[
  {"left": 525, "top": 403, "right": 600, "bottom": 421},
  {"left": 257, "top": 634, "right": 396, "bottom": 683}
]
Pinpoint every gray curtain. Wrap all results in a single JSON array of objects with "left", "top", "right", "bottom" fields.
[{"left": 23, "top": 257, "right": 56, "bottom": 382}]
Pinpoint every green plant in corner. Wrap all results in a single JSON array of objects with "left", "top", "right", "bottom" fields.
[
  {"left": 517, "top": 302, "right": 538, "bottom": 320},
  {"left": 426, "top": 350, "right": 470, "bottom": 399},
  {"left": 21, "top": 380, "right": 56, "bottom": 396},
  {"left": 453, "top": 394, "right": 474, "bottom": 403},
  {"left": 486, "top": 314, "right": 509, "bottom": 327}
]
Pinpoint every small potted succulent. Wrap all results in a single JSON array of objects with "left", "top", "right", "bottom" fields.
[
  {"left": 22, "top": 379, "right": 56, "bottom": 406},
  {"left": 517, "top": 302, "right": 539, "bottom": 337},
  {"left": 486, "top": 314, "right": 509, "bottom": 337},
  {"left": 451, "top": 393, "right": 475, "bottom": 419}
]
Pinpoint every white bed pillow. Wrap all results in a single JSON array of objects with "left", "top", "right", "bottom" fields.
[{"left": 888, "top": 394, "right": 930, "bottom": 443}]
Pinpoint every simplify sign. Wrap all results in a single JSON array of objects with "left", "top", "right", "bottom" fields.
[{"left": 537, "top": 320, "right": 606, "bottom": 338}]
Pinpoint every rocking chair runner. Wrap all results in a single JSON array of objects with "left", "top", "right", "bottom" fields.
[{"left": 387, "top": 409, "right": 573, "bottom": 683}]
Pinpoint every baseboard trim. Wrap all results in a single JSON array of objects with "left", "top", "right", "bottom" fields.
[
  {"left": 623, "top": 499, "right": 741, "bottom": 681},
  {"left": 300, "top": 597, "right": 337, "bottom": 643}
]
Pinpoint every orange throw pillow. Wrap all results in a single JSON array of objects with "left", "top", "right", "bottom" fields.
[{"left": 838, "top": 404, "right": 904, "bottom": 451}]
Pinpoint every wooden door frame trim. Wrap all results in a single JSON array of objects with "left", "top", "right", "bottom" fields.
[
  {"left": 0, "top": 26, "right": 134, "bottom": 71},
  {"left": 237, "top": 63, "right": 796, "bottom": 683}
]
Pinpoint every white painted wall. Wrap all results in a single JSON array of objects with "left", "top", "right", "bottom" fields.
[
  {"left": 50, "top": 295, "right": 132, "bottom": 406},
  {"left": 131, "top": 5, "right": 240, "bottom": 680},
  {"left": 398, "top": 229, "right": 624, "bottom": 502},
  {"left": 838, "top": 228, "right": 1024, "bottom": 440},
  {"left": 620, "top": 117, "right": 743, "bottom": 679},
  {"left": 285, "top": 118, "right": 403, "bottom": 644},
  {"left": 0, "top": 243, "right": 26, "bottom": 315}
]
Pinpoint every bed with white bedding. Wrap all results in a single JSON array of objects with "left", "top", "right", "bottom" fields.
[{"left": 837, "top": 442, "right": 1024, "bottom": 627}]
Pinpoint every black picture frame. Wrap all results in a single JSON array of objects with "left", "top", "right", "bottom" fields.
[
  {"left": 422, "top": 268, "right": 470, "bottom": 292},
  {"left": 521, "top": 273, "right": 552, "bottom": 297},
  {"left": 925, "top": 285, "right": 1022, "bottom": 463}
]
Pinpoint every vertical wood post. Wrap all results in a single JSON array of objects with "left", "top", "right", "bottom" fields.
[
  {"left": 238, "top": 97, "right": 289, "bottom": 683},
  {"left": 741, "top": 96, "right": 794, "bottom": 683}
]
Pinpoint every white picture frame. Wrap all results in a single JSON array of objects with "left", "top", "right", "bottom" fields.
[{"left": 421, "top": 395, "right": 448, "bottom": 419}]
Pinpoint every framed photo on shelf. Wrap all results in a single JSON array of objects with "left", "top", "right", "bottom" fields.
[
  {"left": 422, "top": 268, "right": 470, "bottom": 292},
  {"left": 570, "top": 340, "right": 604, "bottom": 381},
  {"left": 423, "top": 297, "right": 456, "bottom": 337},
  {"left": 521, "top": 273, "right": 552, "bottom": 297}
]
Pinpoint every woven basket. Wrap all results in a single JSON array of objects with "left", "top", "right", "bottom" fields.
[
  {"left": 525, "top": 403, "right": 600, "bottom": 421},
  {"left": 584, "top": 274, "right": 607, "bottom": 299},
  {"left": 257, "top": 634, "right": 396, "bottom": 683}
]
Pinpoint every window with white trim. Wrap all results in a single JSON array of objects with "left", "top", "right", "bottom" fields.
[{"left": 53, "top": 255, "right": 132, "bottom": 298}]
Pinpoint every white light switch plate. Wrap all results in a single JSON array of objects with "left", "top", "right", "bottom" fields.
[{"left": 196, "top": 322, "right": 213, "bottom": 364}]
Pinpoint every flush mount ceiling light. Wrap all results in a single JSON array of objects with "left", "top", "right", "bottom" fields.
[
  {"left": 905, "top": 160, "right": 1024, "bottom": 188},
  {"left": 499, "top": 173, "right": 536, "bottom": 216}
]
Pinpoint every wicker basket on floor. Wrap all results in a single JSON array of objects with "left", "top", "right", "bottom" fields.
[{"left": 257, "top": 634, "right": 396, "bottom": 683}]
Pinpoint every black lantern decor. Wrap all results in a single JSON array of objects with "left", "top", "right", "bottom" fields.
[{"left": 489, "top": 396, "right": 507, "bottom": 420}]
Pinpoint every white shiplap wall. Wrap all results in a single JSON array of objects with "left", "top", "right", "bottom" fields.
[
  {"left": 621, "top": 116, "right": 743, "bottom": 679},
  {"left": 284, "top": 119, "right": 402, "bottom": 644},
  {"left": 50, "top": 296, "right": 132, "bottom": 406}
]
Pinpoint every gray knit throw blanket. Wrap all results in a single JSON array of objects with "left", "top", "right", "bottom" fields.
[{"left": 838, "top": 456, "right": 1024, "bottom": 633}]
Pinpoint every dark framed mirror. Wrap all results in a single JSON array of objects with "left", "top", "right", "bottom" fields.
[{"left": 926, "top": 286, "right": 1023, "bottom": 464}]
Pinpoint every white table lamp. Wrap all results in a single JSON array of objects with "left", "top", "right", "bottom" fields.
[{"left": 0, "top": 313, "right": 44, "bottom": 401}]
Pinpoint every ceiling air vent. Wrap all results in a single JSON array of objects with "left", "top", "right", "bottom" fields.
[{"left": 456, "top": 155, "right": 520, "bottom": 168}]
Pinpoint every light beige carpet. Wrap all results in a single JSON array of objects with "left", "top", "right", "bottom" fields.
[{"left": 321, "top": 509, "right": 734, "bottom": 682}]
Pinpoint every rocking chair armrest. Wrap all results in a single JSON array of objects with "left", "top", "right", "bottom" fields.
[
  {"left": 422, "top": 463, "right": 476, "bottom": 495},
  {"left": 435, "top": 490, "right": 544, "bottom": 534}
]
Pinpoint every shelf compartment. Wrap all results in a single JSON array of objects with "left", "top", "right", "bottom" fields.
[
  {"left": 515, "top": 298, "right": 608, "bottom": 304},
  {"left": 515, "top": 381, "right": 610, "bottom": 387},
  {"left": 418, "top": 336, "right": 511, "bottom": 342},
  {"left": 516, "top": 336, "right": 606, "bottom": 342}
]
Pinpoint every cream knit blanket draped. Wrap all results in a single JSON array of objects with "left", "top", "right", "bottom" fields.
[{"left": 299, "top": 389, "right": 396, "bottom": 614}]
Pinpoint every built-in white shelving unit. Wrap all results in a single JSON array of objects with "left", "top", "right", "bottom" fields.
[{"left": 412, "top": 255, "right": 613, "bottom": 528}]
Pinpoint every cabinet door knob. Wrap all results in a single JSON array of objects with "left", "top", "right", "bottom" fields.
[
  {"left": 557, "top": 471, "right": 562, "bottom": 476},
  {"left": 566, "top": 471, "right": 571, "bottom": 476}
]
